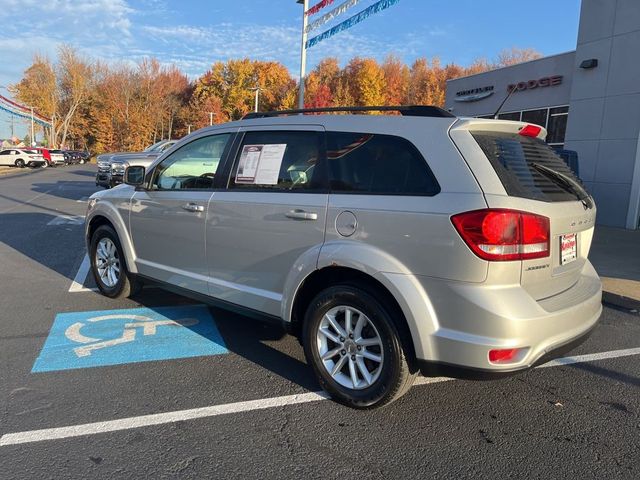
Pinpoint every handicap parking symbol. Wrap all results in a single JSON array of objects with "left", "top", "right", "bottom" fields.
[{"left": 32, "top": 305, "right": 228, "bottom": 373}]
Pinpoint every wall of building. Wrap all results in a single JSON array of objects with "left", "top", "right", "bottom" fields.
[
  {"left": 445, "top": 52, "right": 575, "bottom": 118},
  {"left": 565, "top": 0, "right": 640, "bottom": 229}
]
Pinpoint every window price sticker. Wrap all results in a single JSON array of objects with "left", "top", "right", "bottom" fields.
[{"left": 235, "top": 144, "right": 287, "bottom": 185}]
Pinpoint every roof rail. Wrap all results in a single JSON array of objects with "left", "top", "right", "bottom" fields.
[{"left": 242, "top": 105, "right": 455, "bottom": 120}]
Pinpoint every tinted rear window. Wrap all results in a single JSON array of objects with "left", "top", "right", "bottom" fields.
[
  {"left": 326, "top": 132, "right": 440, "bottom": 196},
  {"left": 472, "top": 131, "right": 581, "bottom": 202}
]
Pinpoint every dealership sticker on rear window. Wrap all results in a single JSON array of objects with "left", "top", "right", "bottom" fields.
[
  {"left": 32, "top": 305, "right": 228, "bottom": 373},
  {"left": 560, "top": 233, "right": 577, "bottom": 265}
]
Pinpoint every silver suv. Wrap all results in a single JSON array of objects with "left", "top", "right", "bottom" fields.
[{"left": 85, "top": 106, "right": 602, "bottom": 408}]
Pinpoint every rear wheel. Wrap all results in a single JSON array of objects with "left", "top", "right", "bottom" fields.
[
  {"left": 15, "top": 159, "right": 25, "bottom": 168},
  {"left": 90, "top": 225, "right": 141, "bottom": 298},
  {"left": 303, "top": 285, "right": 416, "bottom": 409}
]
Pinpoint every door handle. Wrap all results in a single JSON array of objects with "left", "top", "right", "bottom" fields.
[
  {"left": 285, "top": 209, "right": 318, "bottom": 221},
  {"left": 181, "top": 203, "right": 205, "bottom": 213}
]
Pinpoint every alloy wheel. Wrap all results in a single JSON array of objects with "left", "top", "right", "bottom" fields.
[
  {"left": 316, "top": 305, "right": 384, "bottom": 390},
  {"left": 95, "top": 238, "right": 120, "bottom": 287}
]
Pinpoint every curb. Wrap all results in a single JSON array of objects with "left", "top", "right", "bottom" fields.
[{"left": 602, "top": 291, "right": 640, "bottom": 313}]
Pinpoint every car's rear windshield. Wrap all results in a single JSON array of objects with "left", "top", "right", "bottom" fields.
[{"left": 471, "top": 131, "right": 581, "bottom": 202}]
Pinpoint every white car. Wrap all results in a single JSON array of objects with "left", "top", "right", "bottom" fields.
[
  {"left": 48, "top": 149, "right": 66, "bottom": 165},
  {"left": 0, "top": 148, "right": 46, "bottom": 168}
]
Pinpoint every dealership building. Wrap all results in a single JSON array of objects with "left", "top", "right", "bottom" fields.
[{"left": 445, "top": 0, "right": 640, "bottom": 229}]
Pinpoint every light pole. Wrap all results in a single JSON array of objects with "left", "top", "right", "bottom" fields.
[
  {"left": 297, "top": 0, "right": 309, "bottom": 109},
  {"left": 249, "top": 86, "right": 261, "bottom": 112},
  {"left": 187, "top": 124, "right": 192, "bottom": 135},
  {"left": 209, "top": 112, "right": 214, "bottom": 126}
]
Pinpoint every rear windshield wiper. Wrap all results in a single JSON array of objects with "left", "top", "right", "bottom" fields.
[{"left": 531, "top": 162, "right": 594, "bottom": 209}]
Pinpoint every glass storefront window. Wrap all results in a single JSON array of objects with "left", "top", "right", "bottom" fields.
[
  {"left": 521, "top": 108, "right": 548, "bottom": 128},
  {"left": 476, "top": 105, "right": 569, "bottom": 146},
  {"left": 497, "top": 112, "right": 520, "bottom": 121}
]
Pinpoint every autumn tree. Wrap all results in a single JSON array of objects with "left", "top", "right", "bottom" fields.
[
  {"left": 12, "top": 54, "right": 57, "bottom": 145},
  {"left": 56, "top": 46, "right": 94, "bottom": 148},
  {"left": 10, "top": 45, "right": 543, "bottom": 153},
  {"left": 382, "top": 55, "right": 410, "bottom": 105},
  {"left": 496, "top": 47, "right": 542, "bottom": 67}
]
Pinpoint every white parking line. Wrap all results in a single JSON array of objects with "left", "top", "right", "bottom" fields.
[
  {"left": 2, "top": 346, "right": 639, "bottom": 447},
  {"left": 47, "top": 215, "right": 85, "bottom": 226},
  {"left": 68, "top": 254, "right": 98, "bottom": 293}
]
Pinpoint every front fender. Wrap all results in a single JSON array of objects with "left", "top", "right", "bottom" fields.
[
  {"left": 86, "top": 198, "right": 137, "bottom": 274},
  {"left": 280, "top": 243, "right": 324, "bottom": 322}
]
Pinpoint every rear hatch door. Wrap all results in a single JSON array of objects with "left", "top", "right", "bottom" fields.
[{"left": 450, "top": 119, "right": 597, "bottom": 300}]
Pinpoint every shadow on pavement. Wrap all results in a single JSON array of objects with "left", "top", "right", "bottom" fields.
[
  {"left": 70, "top": 170, "right": 96, "bottom": 178},
  {"left": 0, "top": 212, "right": 85, "bottom": 281},
  {"left": 128, "top": 287, "right": 319, "bottom": 392},
  {"left": 570, "top": 361, "right": 640, "bottom": 389},
  {"left": 31, "top": 179, "right": 100, "bottom": 201}
]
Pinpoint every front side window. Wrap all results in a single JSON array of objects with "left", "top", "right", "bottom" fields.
[
  {"left": 152, "top": 134, "right": 230, "bottom": 190},
  {"left": 230, "top": 131, "right": 323, "bottom": 191},
  {"left": 326, "top": 132, "right": 440, "bottom": 196}
]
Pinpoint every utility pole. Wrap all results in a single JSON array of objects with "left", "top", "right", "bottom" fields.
[
  {"left": 297, "top": 0, "right": 309, "bottom": 109},
  {"left": 209, "top": 112, "right": 214, "bottom": 126},
  {"left": 249, "top": 87, "right": 261, "bottom": 112}
]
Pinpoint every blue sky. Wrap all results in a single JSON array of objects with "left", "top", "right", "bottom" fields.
[{"left": 0, "top": 0, "right": 581, "bottom": 138}]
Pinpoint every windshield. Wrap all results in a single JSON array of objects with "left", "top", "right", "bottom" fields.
[{"left": 144, "top": 140, "right": 168, "bottom": 152}]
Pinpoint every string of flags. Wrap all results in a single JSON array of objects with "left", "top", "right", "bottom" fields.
[
  {"left": 0, "top": 94, "right": 51, "bottom": 127},
  {"left": 305, "top": 0, "right": 400, "bottom": 49}
]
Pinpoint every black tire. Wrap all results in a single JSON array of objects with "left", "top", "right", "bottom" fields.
[
  {"left": 89, "top": 225, "right": 141, "bottom": 298},
  {"left": 302, "top": 285, "right": 416, "bottom": 409},
  {"left": 15, "top": 159, "right": 25, "bottom": 168}
]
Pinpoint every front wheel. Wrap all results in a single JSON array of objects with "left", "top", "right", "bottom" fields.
[
  {"left": 90, "top": 225, "right": 140, "bottom": 298},
  {"left": 303, "top": 285, "right": 416, "bottom": 409},
  {"left": 15, "top": 159, "right": 25, "bottom": 168}
]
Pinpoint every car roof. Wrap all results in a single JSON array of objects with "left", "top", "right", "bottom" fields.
[{"left": 197, "top": 113, "right": 458, "bottom": 137}]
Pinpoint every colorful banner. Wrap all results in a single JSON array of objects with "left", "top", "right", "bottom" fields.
[
  {"left": 0, "top": 94, "right": 51, "bottom": 123},
  {"left": 306, "top": 0, "right": 337, "bottom": 17},
  {"left": 0, "top": 103, "right": 51, "bottom": 128},
  {"left": 306, "top": 0, "right": 361, "bottom": 33},
  {"left": 306, "top": 0, "right": 400, "bottom": 49}
]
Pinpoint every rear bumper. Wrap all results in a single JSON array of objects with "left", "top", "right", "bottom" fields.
[
  {"left": 376, "top": 260, "right": 602, "bottom": 374},
  {"left": 417, "top": 320, "right": 597, "bottom": 379}
]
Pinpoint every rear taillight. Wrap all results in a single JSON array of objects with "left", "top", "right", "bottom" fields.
[{"left": 451, "top": 209, "right": 550, "bottom": 261}]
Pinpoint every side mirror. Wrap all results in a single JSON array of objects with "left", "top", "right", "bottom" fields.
[{"left": 124, "top": 165, "right": 146, "bottom": 187}]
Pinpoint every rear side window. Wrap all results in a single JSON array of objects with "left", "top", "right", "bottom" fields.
[
  {"left": 326, "top": 132, "right": 440, "bottom": 196},
  {"left": 472, "top": 131, "right": 581, "bottom": 202}
]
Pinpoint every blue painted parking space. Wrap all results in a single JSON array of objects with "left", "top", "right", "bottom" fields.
[{"left": 32, "top": 305, "right": 228, "bottom": 373}]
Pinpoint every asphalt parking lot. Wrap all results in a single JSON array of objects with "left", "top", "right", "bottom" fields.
[{"left": 0, "top": 164, "right": 639, "bottom": 479}]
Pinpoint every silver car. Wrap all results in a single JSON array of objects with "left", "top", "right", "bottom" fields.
[
  {"left": 96, "top": 140, "right": 177, "bottom": 188},
  {"left": 85, "top": 106, "right": 602, "bottom": 408}
]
